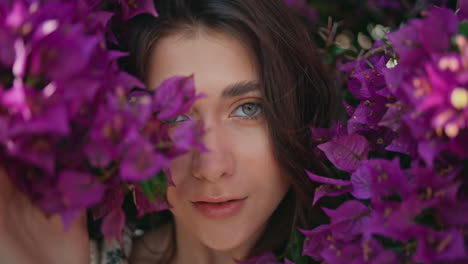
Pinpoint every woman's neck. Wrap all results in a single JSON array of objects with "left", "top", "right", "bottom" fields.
[{"left": 170, "top": 219, "right": 264, "bottom": 264}]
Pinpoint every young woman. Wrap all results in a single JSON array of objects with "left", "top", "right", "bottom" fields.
[{"left": 0, "top": 0, "right": 336, "bottom": 263}]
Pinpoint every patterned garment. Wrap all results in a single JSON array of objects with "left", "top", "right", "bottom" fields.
[{"left": 90, "top": 227, "right": 141, "bottom": 264}]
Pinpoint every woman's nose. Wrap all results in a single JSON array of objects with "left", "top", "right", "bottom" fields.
[{"left": 191, "top": 124, "right": 234, "bottom": 183}]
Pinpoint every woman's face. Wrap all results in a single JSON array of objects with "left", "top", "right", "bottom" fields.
[{"left": 147, "top": 29, "right": 290, "bottom": 253}]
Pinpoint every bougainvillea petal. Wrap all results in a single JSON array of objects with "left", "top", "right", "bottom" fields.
[
  {"left": 306, "top": 171, "right": 352, "bottom": 204},
  {"left": 132, "top": 185, "right": 170, "bottom": 218},
  {"left": 153, "top": 75, "right": 205, "bottom": 120},
  {"left": 101, "top": 208, "right": 125, "bottom": 242},
  {"left": 318, "top": 133, "right": 369, "bottom": 173},
  {"left": 0, "top": 0, "right": 204, "bottom": 244},
  {"left": 119, "top": 130, "right": 170, "bottom": 181},
  {"left": 299, "top": 225, "right": 331, "bottom": 261},
  {"left": 119, "top": 0, "right": 158, "bottom": 20},
  {"left": 414, "top": 228, "right": 467, "bottom": 263},
  {"left": 322, "top": 200, "right": 371, "bottom": 242}
]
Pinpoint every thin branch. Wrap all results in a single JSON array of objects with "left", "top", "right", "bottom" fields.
[{"left": 358, "top": 44, "right": 391, "bottom": 60}]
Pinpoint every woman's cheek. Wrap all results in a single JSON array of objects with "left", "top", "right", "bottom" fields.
[
  {"left": 168, "top": 153, "right": 192, "bottom": 186},
  {"left": 230, "top": 122, "right": 271, "bottom": 158}
]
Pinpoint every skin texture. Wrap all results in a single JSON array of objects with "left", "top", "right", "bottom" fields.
[{"left": 141, "top": 29, "right": 291, "bottom": 264}]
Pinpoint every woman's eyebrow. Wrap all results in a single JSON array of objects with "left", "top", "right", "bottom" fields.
[{"left": 221, "top": 81, "right": 260, "bottom": 98}]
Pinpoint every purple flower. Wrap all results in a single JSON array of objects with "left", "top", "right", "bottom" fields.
[
  {"left": 101, "top": 207, "right": 126, "bottom": 242},
  {"left": 153, "top": 75, "right": 205, "bottom": 121},
  {"left": 85, "top": 86, "right": 147, "bottom": 169},
  {"left": 361, "top": 238, "right": 399, "bottom": 264},
  {"left": 438, "top": 201, "right": 468, "bottom": 226},
  {"left": 418, "top": 139, "right": 446, "bottom": 168},
  {"left": 119, "top": 0, "right": 158, "bottom": 20},
  {"left": 119, "top": 129, "right": 170, "bottom": 182},
  {"left": 419, "top": 7, "right": 458, "bottom": 54},
  {"left": 1, "top": 79, "right": 30, "bottom": 119},
  {"left": 341, "top": 56, "right": 388, "bottom": 101},
  {"left": 320, "top": 242, "right": 360, "bottom": 264},
  {"left": 342, "top": 99, "right": 356, "bottom": 117},
  {"left": 459, "top": 0, "right": 468, "bottom": 21},
  {"left": 305, "top": 4, "right": 468, "bottom": 263},
  {"left": 379, "top": 101, "right": 408, "bottom": 132},
  {"left": 359, "top": 127, "right": 396, "bottom": 154},
  {"left": 387, "top": 20, "right": 425, "bottom": 65},
  {"left": 92, "top": 181, "right": 126, "bottom": 241},
  {"left": 56, "top": 170, "right": 105, "bottom": 228},
  {"left": 300, "top": 224, "right": 332, "bottom": 261},
  {"left": 318, "top": 133, "right": 370, "bottom": 173},
  {"left": 381, "top": 61, "right": 410, "bottom": 100},
  {"left": 366, "top": 197, "right": 426, "bottom": 241},
  {"left": 32, "top": 170, "right": 105, "bottom": 229},
  {"left": 29, "top": 26, "right": 100, "bottom": 82},
  {"left": 310, "top": 126, "right": 335, "bottom": 143},
  {"left": 85, "top": 107, "right": 130, "bottom": 167},
  {"left": 414, "top": 228, "right": 467, "bottom": 263},
  {"left": 5, "top": 0, "right": 28, "bottom": 29},
  {"left": 128, "top": 88, "right": 153, "bottom": 125},
  {"left": 5, "top": 135, "right": 57, "bottom": 174},
  {"left": 85, "top": 140, "right": 115, "bottom": 169},
  {"left": 448, "top": 130, "right": 468, "bottom": 158},
  {"left": 351, "top": 158, "right": 411, "bottom": 201},
  {"left": 306, "top": 171, "right": 352, "bottom": 205},
  {"left": 347, "top": 96, "right": 388, "bottom": 134},
  {"left": 388, "top": 7, "right": 458, "bottom": 65},
  {"left": 384, "top": 125, "right": 417, "bottom": 156},
  {"left": 7, "top": 99, "right": 70, "bottom": 137},
  {"left": 410, "top": 164, "right": 461, "bottom": 205},
  {"left": 0, "top": 0, "right": 206, "bottom": 240},
  {"left": 0, "top": 24, "right": 15, "bottom": 67},
  {"left": 322, "top": 200, "right": 371, "bottom": 242},
  {"left": 310, "top": 121, "right": 348, "bottom": 145},
  {"left": 319, "top": 240, "right": 392, "bottom": 264},
  {"left": 170, "top": 120, "right": 208, "bottom": 156},
  {"left": 92, "top": 181, "right": 124, "bottom": 221},
  {"left": 132, "top": 185, "right": 170, "bottom": 218}
]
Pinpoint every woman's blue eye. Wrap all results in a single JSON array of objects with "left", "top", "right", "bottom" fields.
[
  {"left": 164, "top": 115, "right": 190, "bottom": 124},
  {"left": 232, "top": 103, "right": 263, "bottom": 118},
  {"left": 163, "top": 103, "right": 262, "bottom": 123}
]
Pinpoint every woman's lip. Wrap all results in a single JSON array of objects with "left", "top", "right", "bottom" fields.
[
  {"left": 192, "top": 197, "right": 247, "bottom": 219},
  {"left": 192, "top": 196, "right": 246, "bottom": 203}
]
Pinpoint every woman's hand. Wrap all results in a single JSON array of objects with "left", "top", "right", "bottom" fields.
[{"left": 0, "top": 167, "right": 90, "bottom": 264}]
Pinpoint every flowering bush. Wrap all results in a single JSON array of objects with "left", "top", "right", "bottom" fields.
[
  {"left": 0, "top": 0, "right": 203, "bottom": 241},
  {"left": 289, "top": 1, "right": 468, "bottom": 264}
]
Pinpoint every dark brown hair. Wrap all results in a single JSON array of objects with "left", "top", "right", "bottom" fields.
[{"left": 119, "top": 0, "right": 337, "bottom": 262}]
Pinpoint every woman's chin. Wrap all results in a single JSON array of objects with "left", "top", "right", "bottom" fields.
[
  {"left": 195, "top": 228, "right": 254, "bottom": 253},
  {"left": 200, "top": 233, "right": 247, "bottom": 251}
]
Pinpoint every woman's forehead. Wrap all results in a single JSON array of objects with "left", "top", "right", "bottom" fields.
[{"left": 146, "top": 30, "right": 259, "bottom": 97}]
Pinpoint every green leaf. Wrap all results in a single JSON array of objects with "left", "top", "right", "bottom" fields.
[
  {"left": 282, "top": 229, "right": 313, "bottom": 264},
  {"left": 330, "top": 46, "right": 348, "bottom": 56},
  {"left": 138, "top": 171, "right": 168, "bottom": 202},
  {"left": 458, "top": 22, "right": 468, "bottom": 37},
  {"left": 24, "top": 76, "right": 46, "bottom": 88},
  {"left": 153, "top": 171, "right": 168, "bottom": 198},
  {"left": 374, "top": 234, "right": 405, "bottom": 253},
  {"left": 139, "top": 180, "right": 156, "bottom": 202}
]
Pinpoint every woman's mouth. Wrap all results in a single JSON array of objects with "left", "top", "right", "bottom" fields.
[{"left": 192, "top": 197, "right": 247, "bottom": 219}]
